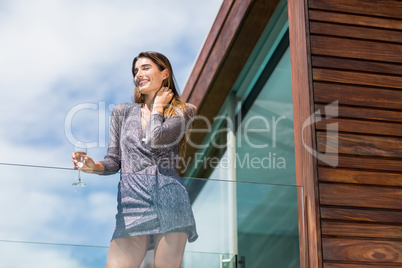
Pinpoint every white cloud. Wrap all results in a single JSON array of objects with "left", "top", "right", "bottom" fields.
[
  {"left": 0, "top": 164, "right": 118, "bottom": 245},
  {"left": 0, "top": 243, "right": 85, "bottom": 268},
  {"left": 86, "top": 192, "right": 117, "bottom": 224},
  {"left": 0, "top": 0, "right": 222, "bottom": 167}
]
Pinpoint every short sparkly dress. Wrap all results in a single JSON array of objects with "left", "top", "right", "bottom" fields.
[{"left": 99, "top": 103, "right": 198, "bottom": 244}]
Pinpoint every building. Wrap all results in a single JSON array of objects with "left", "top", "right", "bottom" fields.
[{"left": 181, "top": 0, "right": 402, "bottom": 267}]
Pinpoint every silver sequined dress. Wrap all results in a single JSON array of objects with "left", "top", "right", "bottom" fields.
[{"left": 99, "top": 103, "right": 198, "bottom": 243}]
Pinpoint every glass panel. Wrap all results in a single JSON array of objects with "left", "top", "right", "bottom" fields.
[
  {"left": 182, "top": 252, "right": 236, "bottom": 268},
  {"left": 0, "top": 163, "right": 303, "bottom": 267},
  {"left": 237, "top": 182, "right": 301, "bottom": 267},
  {"left": 184, "top": 173, "right": 233, "bottom": 254},
  {"left": 0, "top": 241, "right": 108, "bottom": 268},
  {"left": 236, "top": 47, "right": 294, "bottom": 186},
  {"left": 184, "top": 111, "right": 229, "bottom": 180},
  {"left": 235, "top": 47, "right": 299, "bottom": 267},
  {"left": 0, "top": 240, "right": 235, "bottom": 268},
  {"left": 0, "top": 164, "right": 119, "bottom": 247}
]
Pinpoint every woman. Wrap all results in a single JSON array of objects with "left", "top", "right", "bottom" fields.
[{"left": 72, "top": 51, "right": 198, "bottom": 268}]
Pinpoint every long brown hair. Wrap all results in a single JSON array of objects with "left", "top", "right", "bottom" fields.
[{"left": 132, "top": 51, "right": 196, "bottom": 157}]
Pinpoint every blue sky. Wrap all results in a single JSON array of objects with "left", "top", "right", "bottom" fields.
[
  {"left": 0, "top": 0, "right": 223, "bottom": 266},
  {"left": 0, "top": 0, "right": 222, "bottom": 166}
]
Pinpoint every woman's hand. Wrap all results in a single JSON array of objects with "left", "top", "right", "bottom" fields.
[
  {"left": 71, "top": 153, "right": 98, "bottom": 173},
  {"left": 153, "top": 87, "right": 174, "bottom": 113}
]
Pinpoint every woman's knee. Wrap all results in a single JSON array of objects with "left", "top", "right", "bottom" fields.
[{"left": 154, "top": 256, "right": 182, "bottom": 268}]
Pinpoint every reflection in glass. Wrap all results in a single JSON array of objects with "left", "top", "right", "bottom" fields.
[{"left": 235, "top": 47, "right": 299, "bottom": 267}]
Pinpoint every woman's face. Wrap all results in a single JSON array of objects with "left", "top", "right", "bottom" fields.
[{"left": 134, "top": 57, "right": 167, "bottom": 95}]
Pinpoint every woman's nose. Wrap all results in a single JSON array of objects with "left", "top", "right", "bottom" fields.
[{"left": 136, "top": 69, "right": 143, "bottom": 78}]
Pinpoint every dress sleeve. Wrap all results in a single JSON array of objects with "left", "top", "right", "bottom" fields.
[
  {"left": 143, "top": 105, "right": 196, "bottom": 148},
  {"left": 99, "top": 103, "right": 125, "bottom": 174}
]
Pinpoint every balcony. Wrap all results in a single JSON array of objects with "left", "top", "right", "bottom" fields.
[{"left": 0, "top": 163, "right": 304, "bottom": 267}]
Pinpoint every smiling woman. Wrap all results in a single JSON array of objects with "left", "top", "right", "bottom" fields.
[
  {"left": 0, "top": 0, "right": 223, "bottom": 266},
  {"left": 132, "top": 52, "right": 195, "bottom": 151},
  {"left": 72, "top": 51, "right": 198, "bottom": 268}
]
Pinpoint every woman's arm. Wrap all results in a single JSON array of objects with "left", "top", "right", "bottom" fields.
[
  {"left": 143, "top": 105, "right": 195, "bottom": 148},
  {"left": 97, "top": 103, "right": 126, "bottom": 174}
]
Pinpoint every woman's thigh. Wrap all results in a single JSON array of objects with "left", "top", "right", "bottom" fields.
[
  {"left": 154, "top": 232, "right": 187, "bottom": 268},
  {"left": 106, "top": 236, "right": 150, "bottom": 268}
]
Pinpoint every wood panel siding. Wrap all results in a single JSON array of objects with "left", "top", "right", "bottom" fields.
[
  {"left": 310, "top": 21, "right": 402, "bottom": 43},
  {"left": 318, "top": 167, "right": 402, "bottom": 187},
  {"left": 319, "top": 183, "right": 402, "bottom": 210},
  {"left": 309, "top": 10, "right": 402, "bottom": 30},
  {"left": 319, "top": 154, "right": 402, "bottom": 173},
  {"left": 321, "top": 207, "right": 402, "bottom": 223},
  {"left": 316, "top": 118, "right": 402, "bottom": 136},
  {"left": 324, "top": 264, "right": 401, "bottom": 268},
  {"left": 302, "top": 0, "right": 402, "bottom": 266},
  {"left": 322, "top": 238, "right": 402, "bottom": 263},
  {"left": 314, "top": 83, "right": 402, "bottom": 110},
  {"left": 312, "top": 56, "right": 402, "bottom": 76},
  {"left": 316, "top": 132, "right": 402, "bottom": 157},
  {"left": 321, "top": 221, "right": 402, "bottom": 239},
  {"left": 311, "top": 36, "right": 402, "bottom": 63},
  {"left": 313, "top": 69, "right": 402, "bottom": 89},
  {"left": 309, "top": 0, "right": 402, "bottom": 19},
  {"left": 323, "top": 262, "right": 398, "bottom": 268},
  {"left": 315, "top": 104, "right": 402, "bottom": 122}
]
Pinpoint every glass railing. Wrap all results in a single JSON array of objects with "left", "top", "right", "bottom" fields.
[{"left": 0, "top": 163, "right": 304, "bottom": 267}]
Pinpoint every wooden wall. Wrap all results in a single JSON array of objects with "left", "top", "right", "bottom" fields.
[{"left": 293, "top": 0, "right": 402, "bottom": 266}]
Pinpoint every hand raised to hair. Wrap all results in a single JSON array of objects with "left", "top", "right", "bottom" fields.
[{"left": 153, "top": 87, "right": 174, "bottom": 113}]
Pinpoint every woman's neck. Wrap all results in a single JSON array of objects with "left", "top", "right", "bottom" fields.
[{"left": 142, "top": 94, "right": 155, "bottom": 111}]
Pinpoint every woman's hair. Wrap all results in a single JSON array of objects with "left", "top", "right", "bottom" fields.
[{"left": 132, "top": 51, "right": 196, "bottom": 158}]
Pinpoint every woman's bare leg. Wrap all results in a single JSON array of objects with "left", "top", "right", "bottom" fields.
[
  {"left": 106, "top": 236, "right": 150, "bottom": 268},
  {"left": 154, "top": 233, "right": 187, "bottom": 268}
]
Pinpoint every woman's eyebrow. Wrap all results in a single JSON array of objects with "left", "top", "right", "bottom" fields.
[
  {"left": 140, "top": 64, "right": 152, "bottom": 68},
  {"left": 134, "top": 64, "right": 152, "bottom": 72}
]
